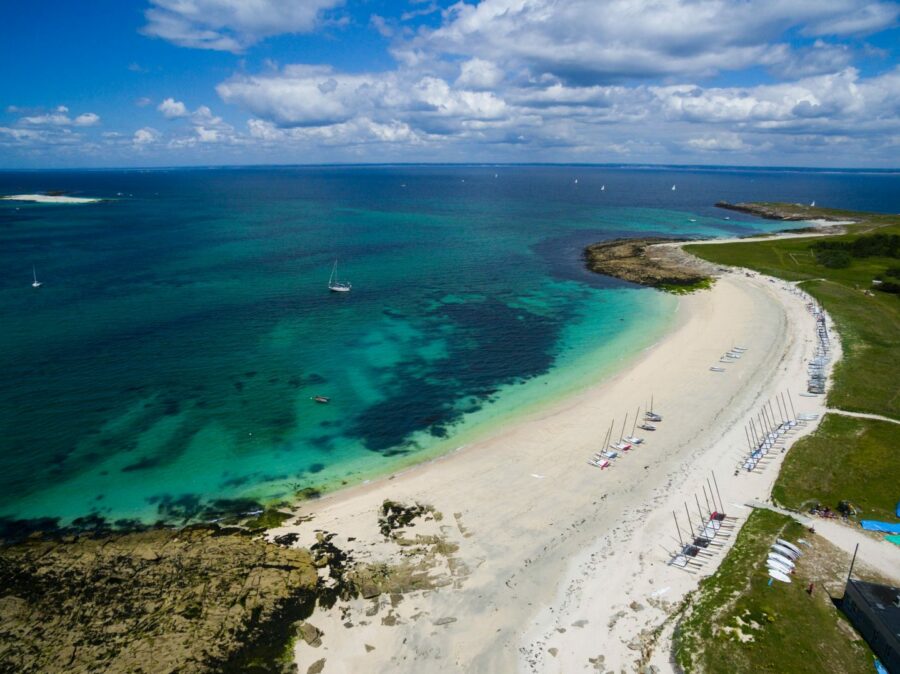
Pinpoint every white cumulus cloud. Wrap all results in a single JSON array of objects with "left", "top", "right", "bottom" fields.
[
  {"left": 74, "top": 113, "right": 100, "bottom": 126},
  {"left": 410, "top": 0, "right": 899, "bottom": 82},
  {"left": 133, "top": 127, "right": 161, "bottom": 146},
  {"left": 158, "top": 98, "right": 189, "bottom": 118},
  {"left": 456, "top": 58, "right": 504, "bottom": 90},
  {"left": 142, "top": 0, "right": 345, "bottom": 52},
  {"left": 18, "top": 106, "right": 100, "bottom": 127}
]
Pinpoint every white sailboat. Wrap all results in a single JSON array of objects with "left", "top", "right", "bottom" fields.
[
  {"left": 31, "top": 265, "right": 41, "bottom": 288},
  {"left": 328, "top": 260, "right": 351, "bottom": 293},
  {"left": 671, "top": 184, "right": 676, "bottom": 191},
  {"left": 600, "top": 185, "right": 605, "bottom": 191}
]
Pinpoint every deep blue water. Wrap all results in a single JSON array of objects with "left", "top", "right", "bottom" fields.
[{"left": 1, "top": 165, "right": 898, "bottom": 529}]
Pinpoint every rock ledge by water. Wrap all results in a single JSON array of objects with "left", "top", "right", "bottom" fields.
[
  {"left": 584, "top": 238, "right": 712, "bottom": 290},
  {"left": 0, "top": 526, "right": 319, "bottom": 673}
]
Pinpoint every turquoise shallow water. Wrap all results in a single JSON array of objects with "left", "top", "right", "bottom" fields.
[{"left": 2, "top": 165, "right": 897, "bottom": 529}]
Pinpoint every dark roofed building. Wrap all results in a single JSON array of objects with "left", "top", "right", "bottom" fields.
[{"left": 843, "top": 579, "right": 900, "bottom": 674}]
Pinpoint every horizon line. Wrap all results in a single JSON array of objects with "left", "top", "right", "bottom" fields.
[{"left": 1, "top": 161, "right": 899, "bottom": 174}]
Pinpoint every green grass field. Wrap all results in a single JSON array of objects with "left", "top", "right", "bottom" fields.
[
  {"left": 674, "top": 205, "right": 899, "bottom": 673},
  {"left": 772, "top": 414, "right": 900, "bottom": 521},
  {"left": 675, "top": 509, "right": 874, "bottom": 674},
  {"left": 685, "top": 217, "right": 900, "bottom": 420}
]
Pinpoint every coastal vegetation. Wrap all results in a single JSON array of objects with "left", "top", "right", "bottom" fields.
[
  {"left": 713, "top": 201, "right": 866, "bottom": 224},
  {"left": 674, "top": 509, "right": 875, "bottom": 674},
  {"left": 676, "top": 203, "right": 899, "bottom": 672},
  {"left": 772, "top": 415, "right": 898, "bottom": 521},
  {"left": 658, "top": 277, "right": 715, "bottom": 294},
  {"left": 687, "top": 205, "right": 899, "bottom": 512},
  {"left": 685, "top": 206, "right": 900, "bottom": 420}
]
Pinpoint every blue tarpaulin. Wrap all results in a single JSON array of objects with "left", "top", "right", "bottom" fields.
[
  {"left": 860, "top": 520, "right": 900, "bottom": 534},
  {"left": 895, "top": 500, "right": 900, "bottom": 518}
]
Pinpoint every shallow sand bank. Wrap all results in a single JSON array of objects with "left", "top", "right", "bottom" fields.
[
  {"left": 272, "top": 270, "right": 837, "bottom": 673},
  {"left": 1, "top": 194, "right": 102, "bottom": 204}
]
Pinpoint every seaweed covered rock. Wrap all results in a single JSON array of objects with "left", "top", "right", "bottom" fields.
[
  {"left": 0, "top": 526, "right": 318, "bottom": 673},
  {"left": 378, "top": 500, "right": 439, "bottom": 538},
  {"left": 584, "top": 238, "right": 711, "bottom": 290}
]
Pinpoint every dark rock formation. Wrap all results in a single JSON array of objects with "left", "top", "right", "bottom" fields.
[
  {"left": 0, "top": 526, "right": 318, "bottom": 673},
  {"left": 584, "top": 238, "right": 711, "bottom": 290}
]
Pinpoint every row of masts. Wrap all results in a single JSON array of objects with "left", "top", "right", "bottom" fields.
[
  {"left": 588, "top": 396, "right": 661, "bottom": 468},
  {"left": 669, "top": 472, "right": 737, "bottom": 570},
  {"left": 737, "top": 390, "right": 802, "bottom": 473}
]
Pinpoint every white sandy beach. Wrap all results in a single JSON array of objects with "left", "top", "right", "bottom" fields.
[{"left": 270, "top": 261, "right": 896, "bottom": 673}]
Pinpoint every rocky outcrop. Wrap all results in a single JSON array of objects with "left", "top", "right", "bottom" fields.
[
  {"left": 0, "top": 500, "right": 464, "bottom": 673},
  {"left": 584, "top": 238, "right": 711, "bottom": 290},
  {"left": 0, "top": 526, "right": 318, "bottom": 673},
  {"left": 714, "top": 201, "right": 852, "bottom": 222}
]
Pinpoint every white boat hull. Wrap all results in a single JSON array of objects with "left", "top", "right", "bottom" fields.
[{"left": 769, "top": 569, "right": 792, "bottom": 583}]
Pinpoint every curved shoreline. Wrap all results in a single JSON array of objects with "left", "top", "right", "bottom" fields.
[{"left": 268, "top": 259, "right": 829, "bottom": 672}]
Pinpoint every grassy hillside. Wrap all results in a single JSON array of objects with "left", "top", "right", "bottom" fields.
[
  {"left": 772, "top": 414, "right": 900, "bottom": 521},
  {"left": 685, "top": 212, "right": 900, "bottom": 419},
  {"left": 673, "top": 204, "right": 899, "bottom": 673}
]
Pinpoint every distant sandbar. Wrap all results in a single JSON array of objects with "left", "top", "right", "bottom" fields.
[{"left": 1, "top": 194, "right": 103, "bottom": 204}]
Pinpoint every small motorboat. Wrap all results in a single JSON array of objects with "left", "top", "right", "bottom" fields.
[{"left": 312, "top": 395, "right": 330, "bottom": 404}]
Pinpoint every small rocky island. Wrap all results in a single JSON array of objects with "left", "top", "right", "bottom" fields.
[
  {"left": 584, "top": 237, "right": 713, "bottom": 291},
  {"left": 715, "top": 201, "right": 855, "bottom": 222}
]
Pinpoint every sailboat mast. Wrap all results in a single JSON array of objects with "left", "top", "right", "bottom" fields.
[{"left": 632, "top": 406, "right": 639, "bottom": 435}]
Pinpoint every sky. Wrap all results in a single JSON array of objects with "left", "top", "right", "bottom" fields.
[{"left": 1, "top": 0, "right": 899, "bottom": 169}]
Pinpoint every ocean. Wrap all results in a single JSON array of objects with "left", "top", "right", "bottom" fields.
[{"left": 1, "top": 165, "right": 898, "bottom": 528}]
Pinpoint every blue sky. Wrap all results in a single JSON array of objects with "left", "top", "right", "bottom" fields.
[{"left": 1, "top": 0, "right": 899, "bottom": 168}]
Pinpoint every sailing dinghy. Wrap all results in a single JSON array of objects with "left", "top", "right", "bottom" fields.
[{"left": 328, "top": 260, "right": 351, "bottom": 293}]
